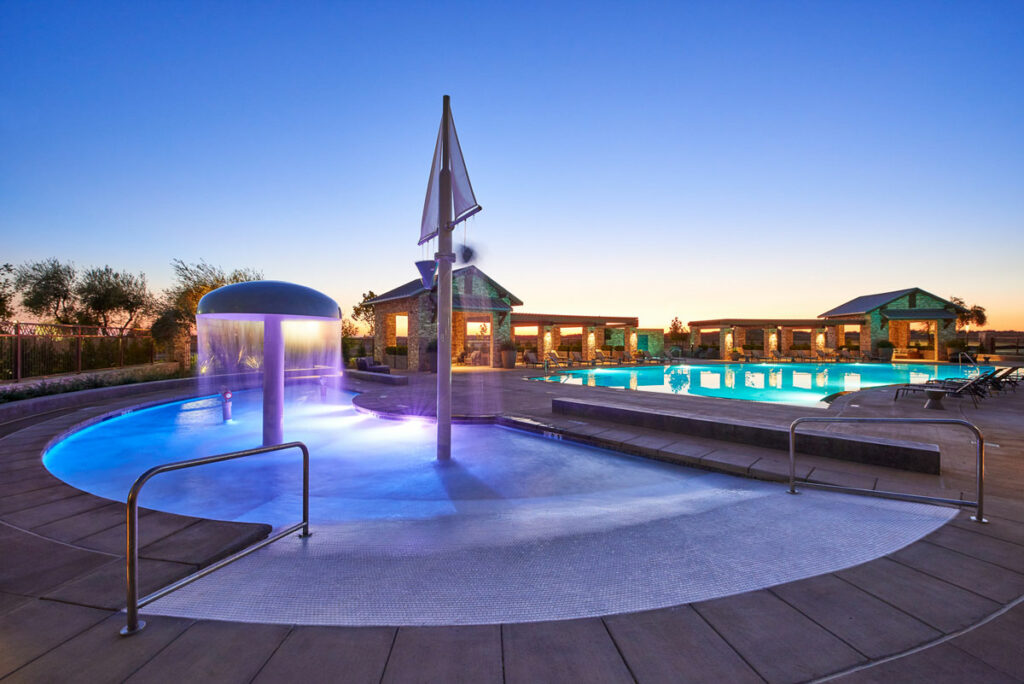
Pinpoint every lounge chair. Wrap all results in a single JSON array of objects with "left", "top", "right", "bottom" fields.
[
  {"left": 620, "top": 351, "right": 637, "bottom": 364},
  {"left": 746, "top": 350, "right": 764, "bottom": 362},
  {"left": 771, "top": 349, "right": 790, "bottom": 363},
  {"left": 545, "top": 351, "right": 568, "bottom": 368},
  {"left": 522, "top": 351, "right": 545, "bottom": 368},
  {"left": 895, "top": 371, "right": 992, "bottom": 407},
  {"left": 792, "top": 350, "right": 812, "bottom": 362},
  {"left": 355, "top": 356, "right": 391, "bottom": 374},
  {"left": 815, "top": 349, "right": 834, "bottom": 363},
  {"left": 593, "top": 350, "right": 614, "bottom": 365},
  {"left": 570, "top": 351, "right": 591, "bottom": 367},
  {"left": 838, "top": 349, "right": 862, "bottom": 362}
]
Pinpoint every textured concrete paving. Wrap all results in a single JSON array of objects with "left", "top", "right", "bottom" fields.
[{"left": 0, "top": 369, "right": 1022, "bottom": 681}]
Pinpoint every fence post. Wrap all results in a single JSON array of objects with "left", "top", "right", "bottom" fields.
[
  {"left": 118, "top": 335, "right": 124, "bottom": 367},
  {"left": 14, "top": 322, "right": 21, "bottom": 383},
  {"left": 76, "top": 327, "right": 83, "bottom": 373}
]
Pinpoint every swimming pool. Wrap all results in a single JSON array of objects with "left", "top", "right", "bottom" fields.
[
  {"left": 42, "top": 386, "right": 956, "bottom": 624},
  {"left": 534, "top": 362, "right": 991, "bottom": 406}
]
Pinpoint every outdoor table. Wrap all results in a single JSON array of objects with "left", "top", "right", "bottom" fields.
[{"left": 923, "top": 388, "right": 948, "bottom": 410}]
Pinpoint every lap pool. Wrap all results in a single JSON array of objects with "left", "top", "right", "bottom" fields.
[
  {"left": 42, "top": 387, "right": 956, "bottom": 625},
  {"left": 534, "top": 362, "right": 991, "bottom": 406}
]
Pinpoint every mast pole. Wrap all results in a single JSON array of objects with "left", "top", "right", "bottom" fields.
[{"left": 436, "top": 95, "right": 454, "bottom": 461}]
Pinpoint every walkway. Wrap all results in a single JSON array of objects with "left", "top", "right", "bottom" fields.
[{"left": 0, "top": 371, "right": 1022, "bottom": 682}]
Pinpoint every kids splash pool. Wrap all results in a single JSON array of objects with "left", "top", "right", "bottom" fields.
[
  {"left": 535, "top": 362, "right": 991, "bottom": 405},
  {"left": 42, "top": 387, "right": 956, "bottom": 625}
]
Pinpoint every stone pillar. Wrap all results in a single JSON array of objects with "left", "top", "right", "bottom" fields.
[
  {"left": 734, "top": 327, "right": 747, "bottom": 351},
  {"left": 763, "top": 328, "right": 775, "bottom": 357},
  {"left": 551, "top": 326, "right": 562, "bottom": 355},
  {"left": 407, "top": 307, "right": 420, "bottom": 371},
  {"left": 719, "top": 327, "right": 733, "bottom": 358},
  {"left": 624, "top": 326, "right": 634, "bottom": 356},
  {"left": 825, "top": 326, "right": 837, "bottom": 350},
  {"left": 452, "top": 311, "right": 466, "bottom": 362},
  {"left": 780, "top": 327, "right": 794, "bottom": 355},
  {"left": 860, "top": 323, "right": 872, "bottom": 355},
  {"left": 690, "top": 328, "right": 700, "bottom": 351},
  {"left": 582, "top": 326, "right": 595, "bottom": 361}
]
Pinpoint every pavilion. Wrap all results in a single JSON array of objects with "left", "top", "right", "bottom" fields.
[
  {"left": 365, "top": 266, "right": 663, "bottom": 369},
  {"left": 689, "top": 287, "right": 965, "bottom": 361}
]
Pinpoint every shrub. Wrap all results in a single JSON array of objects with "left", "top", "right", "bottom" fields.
[
  {"left": 614, "top": 345, "right": 625, "bottom": 352},
  {"left": 499, "top": 340, "right": 516, "bottom": 351},
  {"left": 877, "top": 340, "right": 895, "bottom": 348}
]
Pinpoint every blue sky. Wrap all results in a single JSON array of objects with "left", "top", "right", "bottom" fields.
[{"left": 2, "top": 1, "right": 1022, "bottom": 328}]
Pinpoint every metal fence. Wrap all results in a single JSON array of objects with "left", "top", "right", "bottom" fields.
[{"left": 0, "top": 321, "right": 155, "bottom": 382}]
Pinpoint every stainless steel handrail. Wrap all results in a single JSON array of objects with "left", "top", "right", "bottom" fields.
[
  {"left": 788, "top": 417, "right": 986, "bottom": 524},
  {"left": 120, "top": 441, "right": 311, "bottom": 636}
]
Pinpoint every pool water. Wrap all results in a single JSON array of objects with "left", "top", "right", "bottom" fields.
[
  {"left": 42, "top": 386, "right": 958, "bottom": 625},
  {"left": 535, "top": 362, "right": 991, "bottom": 406}
]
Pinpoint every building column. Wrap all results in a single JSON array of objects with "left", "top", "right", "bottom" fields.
[
  {"left": 780, "top": 327, "right": 794, "bottom": 356},
  {"left": 763, "top": 328, "right": 775, "bottom": 357},
  {"left": 825, "top": 326, "right": 837, "bottom": 350},
  {"left": 719, "top": 327, "right": 733, "bottom": 358},
  {"left": 624, "top": 326, "right": 635, "bottom": 356},
  {"left": 582, "top": 326, "right": 595, "bottom": 361},
  {"left": 860, "top": 323, "right": 873, "bottom": 355},
  {"left": 734, "top": 327, "right": 747, "bottom": 351}
]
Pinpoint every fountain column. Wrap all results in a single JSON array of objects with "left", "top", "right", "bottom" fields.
[{"left": 263, "top": 314, "right": 285, "bottom": 445}]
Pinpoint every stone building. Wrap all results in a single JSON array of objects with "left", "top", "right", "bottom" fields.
[
  {"left": 364, "top": 266, "right": 664, "bottom": 369},
  {"left": 689, "top": 288, "right": 965, "bottom": 361}
]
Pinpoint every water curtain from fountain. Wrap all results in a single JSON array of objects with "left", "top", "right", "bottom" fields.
[{"left": 196, "top": 281, "right": 341, "bottom": 445}]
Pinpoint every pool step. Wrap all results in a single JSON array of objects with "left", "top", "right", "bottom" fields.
[{"left": 550, "top": 397, "right": 941, "bottom": 474}]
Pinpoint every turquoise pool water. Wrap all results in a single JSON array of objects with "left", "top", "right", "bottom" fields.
[{"left": 535, "top": 362, "right": 991, "bottom": 406}]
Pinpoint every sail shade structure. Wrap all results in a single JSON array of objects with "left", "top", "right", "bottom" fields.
[{"left": 419, "top": 110, "right": 481, "bottom": 245}]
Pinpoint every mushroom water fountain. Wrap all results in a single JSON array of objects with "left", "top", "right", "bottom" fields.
[{"left": 196, "top": 281, "right": 341, "bottom": 446}]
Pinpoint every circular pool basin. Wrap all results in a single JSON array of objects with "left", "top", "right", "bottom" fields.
[{"left": 43, "top": 387, "right": 955, "bottom": 625}]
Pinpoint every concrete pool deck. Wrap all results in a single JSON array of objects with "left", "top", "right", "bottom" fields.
[{"left": 1, "top": 369, "right": 1023, "bottom": 681}]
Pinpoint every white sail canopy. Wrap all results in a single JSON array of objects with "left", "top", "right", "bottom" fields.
[{"left": 419, "top": 111, "right": 481, "bottom": 245}]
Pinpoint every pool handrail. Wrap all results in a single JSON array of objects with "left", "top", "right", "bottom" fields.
[
  {"left": 788, "top": 417, "right": 986, "bottom": 523},
  {"left": 120, "top": 441, "right": 311, "bottom": 636}
]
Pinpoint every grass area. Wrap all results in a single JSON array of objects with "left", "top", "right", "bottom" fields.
[{"left": 0, "top": 365, "right": 193, "bottom": 404}]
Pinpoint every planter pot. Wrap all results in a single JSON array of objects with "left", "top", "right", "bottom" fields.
[
  {"left": 878, "top": 347, "right": 894, "bottom": 362},
  {"left": 501, "top": 350, "right": 517, "bottom": 369}
]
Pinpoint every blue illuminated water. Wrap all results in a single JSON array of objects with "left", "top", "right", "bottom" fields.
[
  {"left": 44, "top": 387, "right": 729, "bottom": 529},
  {"left": 535, "top": 362, "right": 991, "bottom": 405}
]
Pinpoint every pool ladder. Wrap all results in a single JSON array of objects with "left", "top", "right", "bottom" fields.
[
  {"left": 120, "top": 441, "right": 312, "bottom": 636},
  {"left": 788, "top": 417, "right": 986, "bottom": 523}
]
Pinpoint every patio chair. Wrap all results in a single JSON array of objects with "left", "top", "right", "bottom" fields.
[
  {"left": 815, "top": 349, "right": 834, "bottom": 363},
  {"left": 522, "top": 351, "right": 545, "bottom": 368},
  {"left": 593, "top": 350, "right": 614, "bottom": 365},
  {"left": 546, "top": 351, "right": 568, "bottom": 368},
  {"left": 770, "top": 349, "right": 791, "bottom": 363},
  {"left": 895, "top": 371, "right": 992, "bottom": 407},
  {"left": 355, "top": 356, "right": 391, "bottom": 374},
  {"left": 838, "top": 349, "right": 860, "bottom": 362},
  {"left": 620, "top": 351, "right": 637, "bottom": 364},
  {"left": 792, "top": 350, "right": 812, "bottom": 362},
  {"left": 570, "top": 351, "right": 590, "bottom": 367},
  {"left": 746, "top": 349, "right": 765, "bottom": 362}
]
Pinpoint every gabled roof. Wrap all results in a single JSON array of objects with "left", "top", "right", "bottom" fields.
[
  {"left": 819, "top": 288, "right": 961, "bottom": 318},
  {"left": 363, "top": 266, "right": 523, "bottom": 307}
]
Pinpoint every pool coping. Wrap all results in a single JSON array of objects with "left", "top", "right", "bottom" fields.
[{"left": 2, "top": 378, "right": 1024, "bottom": 681}]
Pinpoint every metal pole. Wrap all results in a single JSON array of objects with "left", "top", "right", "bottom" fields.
[
  {"left": 436, "top": 95, "right": 454, "bottom": 461},
  {"left": 121, "top": 489, "right": 144, "bottom": 635},
  {"left": 788, "top": 422, "right": 798, "bottom": 494},
  {"left": 301, "top": 444, "right": 311, "bottom": 537},
  {"left": 14, "top": 322, "right": 21, "bottom": 383},
  {"left": 972, "top": 434, "right": 987, "bottom": 523}
]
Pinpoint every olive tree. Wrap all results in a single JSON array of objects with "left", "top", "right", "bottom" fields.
[{"left": 15, "top": 258, "right": 77, "bottom": 323}]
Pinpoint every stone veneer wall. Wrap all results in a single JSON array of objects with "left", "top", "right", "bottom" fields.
[{"left": 860, "top": 290, "right": 959, "bottom": 360}]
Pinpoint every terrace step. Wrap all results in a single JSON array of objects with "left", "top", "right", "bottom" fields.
[{"left": 551, "top": 397, "right": 942, "bottom": 474}]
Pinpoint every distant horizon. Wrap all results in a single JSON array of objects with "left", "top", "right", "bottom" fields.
[{"left": 3, "top": 2, "right": 1021, "bottom": 329}]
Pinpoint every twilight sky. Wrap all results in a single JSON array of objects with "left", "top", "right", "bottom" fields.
[{"left": 2, "top": 1, "right": 1022, "bottom": 329}]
